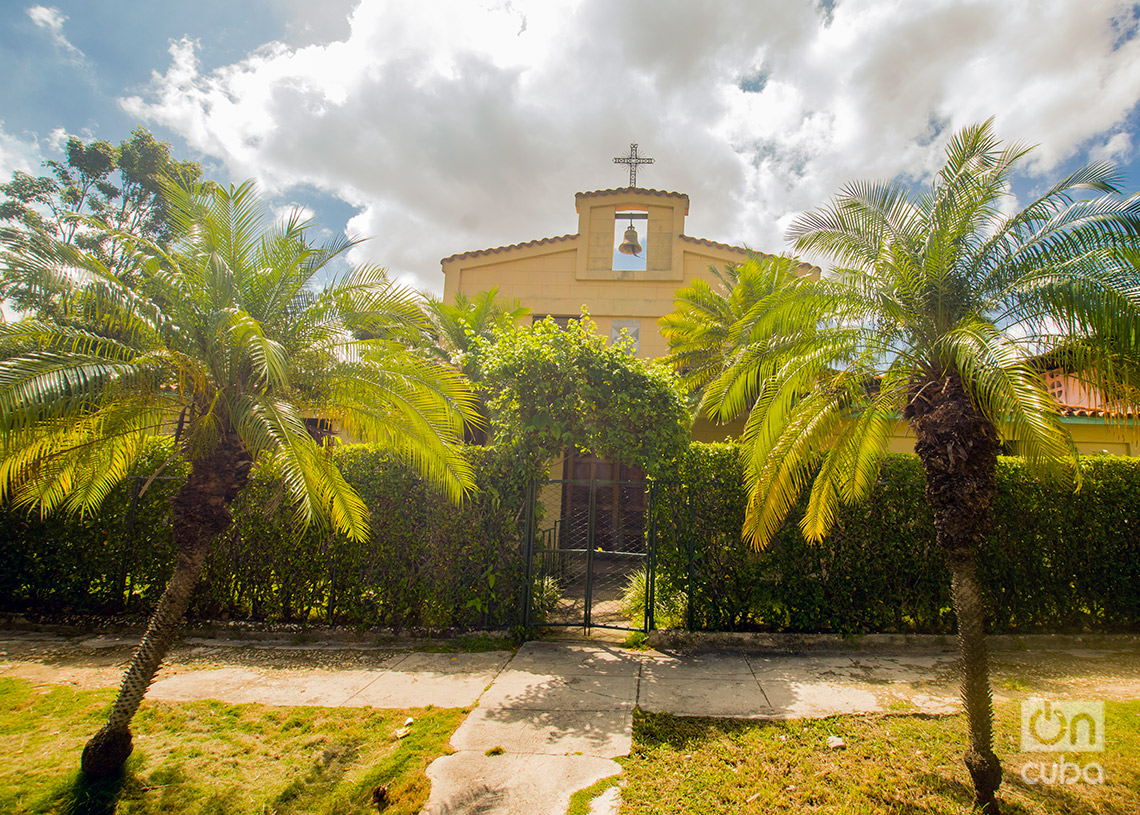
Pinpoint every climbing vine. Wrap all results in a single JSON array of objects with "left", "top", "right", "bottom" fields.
[{"left": 479, "top": 314, "right": 690, "bottom": 475}]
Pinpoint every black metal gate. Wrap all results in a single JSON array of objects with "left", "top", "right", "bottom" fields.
[{"left": 523, "top": 478, "right": 656, "bottom": 631}]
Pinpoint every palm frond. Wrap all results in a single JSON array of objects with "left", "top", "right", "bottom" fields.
[
  {"left": 323, "top": 354, "right": 478, "bottom": 503},
  {"left": 741, "top": 380, "right": 849, "bottom": 547},
  {"left": 709, "top": 120, "right": 1140, "bottom": 549},
  {"left": 233, "top": 395, "right": 370, "bottom": 541},
  {"left": 2, "top": 175, "right": 479, "bottom": 529}
]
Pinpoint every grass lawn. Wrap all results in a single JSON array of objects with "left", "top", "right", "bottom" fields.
[
  {"left": 620, "top": 701, "right": 1140, "bottom": 814},
  {"left": 0, "top": 677, "right": 465, "bottom": 815}
]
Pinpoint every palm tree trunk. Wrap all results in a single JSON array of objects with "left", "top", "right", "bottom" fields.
[
  {"left": 906, "top": 372, "right": 1003, "bottom": 814},
  {"left": 80, "top": 433, "right": 251, "bottom": 777}
]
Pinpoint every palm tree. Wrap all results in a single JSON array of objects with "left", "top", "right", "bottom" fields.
[
  {"left": 660, "top": 255, "right": 812, "bottom": 402},
  {"left": 677, "top": 121, "right": 1140, "bottom": 813},
  {"left": 0, "top": 179, "right": 478, "bottom": 777},
  {"left": 422, "top": 287, "right": 529, "bottom": 373},
  {"left": 420, "top": 287, "right": 528, "bottom": 442}
]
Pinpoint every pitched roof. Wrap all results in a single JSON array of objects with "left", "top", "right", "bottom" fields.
[
  {"left": 441, "top": 233, "right": 578, "bottom": 265},
  {"left": 679, "top": 236, "right": 821, "bottom": 275}
]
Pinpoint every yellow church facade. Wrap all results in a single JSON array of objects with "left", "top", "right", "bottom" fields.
[
  {"left": 440, "top": 185, "right": 1136, "bottom": 457},
  {"left": 442, "top": 187, "right": 769, "bottom": 361}
]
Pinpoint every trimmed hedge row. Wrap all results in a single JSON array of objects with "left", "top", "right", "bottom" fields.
[
  {"left": 0, "top": 443, "right": 185, "bottom": 616},
  {"left": 0, "top": 442, "right": 535, "bottom": 630},
  {"left": 2, "top": 440, "right": 1138, "bottom": 634},
  {"left": 654, "top": 444, "right": 1140, "bottom": 634}
]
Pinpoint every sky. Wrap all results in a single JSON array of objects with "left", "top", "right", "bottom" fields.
[{"left": 2, "top": 0, "right": 1140, "bottom": 294}]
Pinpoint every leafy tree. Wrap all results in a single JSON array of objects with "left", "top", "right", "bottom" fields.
[
  {"left": 0, "top": 127, "right": 200, "bottom": 314},
  {"left": 676, "top": 121, "right": 1140, "bottom": 813},
  {"left": 482, "top": 314, "right": 689, "bottom": 475},
  {"left": 0, "top": 178, "right": 478, "bottom": 777}
]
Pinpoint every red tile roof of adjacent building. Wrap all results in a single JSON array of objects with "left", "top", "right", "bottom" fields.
[
  {"left": 1058, "top": 404, "right": 1137, "bottom": 418},
  {"left": 441, "top": 233, "right": 578, "bottom": 265}
]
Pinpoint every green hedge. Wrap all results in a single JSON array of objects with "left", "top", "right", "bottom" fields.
[
  {"left": 3, "top": 440, "right": 1138, "bottom": 634},
  {"left": 0, "top": 443, "right": 186, "bottom": 616},
  {"left": 654, "top": 444, "right": 1140, "bottom": 635},
  {"left": 0, "top": 442, "right": 535, "bottom": 630}
]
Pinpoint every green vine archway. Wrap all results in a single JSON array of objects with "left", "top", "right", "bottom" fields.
[{"left": 480, "top": 315, "right": 690, "bottom": 476}]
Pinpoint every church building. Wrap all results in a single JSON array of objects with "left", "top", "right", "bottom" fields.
[{"left": 440, "top": 144, "right": 777, "bottom": 361}]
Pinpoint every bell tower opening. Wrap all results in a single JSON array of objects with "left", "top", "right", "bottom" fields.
[{"left": 613, "top": 208, "right": 648, "bottom": 271}]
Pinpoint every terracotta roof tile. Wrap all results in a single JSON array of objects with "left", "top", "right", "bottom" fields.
[
  {"left": 678, "top": 234, "right": 750, "bottom": 255},
  {"left": 575, "top": 187, "right": 690, "bottom": 202},
  {"left": 441, "top": 233, "right": 578, "bottom": 265},
  {"left": 1058, "top": 404, "right": 1137, "bottom": 418}
]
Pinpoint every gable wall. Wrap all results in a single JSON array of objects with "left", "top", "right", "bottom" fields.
[{"left": 445, "top": 243, "right": 745, "bottom": 360}]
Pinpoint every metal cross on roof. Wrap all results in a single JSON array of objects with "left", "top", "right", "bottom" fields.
[{"left": 613, "top": 142, "right": 654, "bottom": 187}]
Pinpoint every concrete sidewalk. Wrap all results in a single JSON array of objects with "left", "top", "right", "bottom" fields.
[
  {"left": 0, "top": 632, "right": 962, "bottom": 813},
  {"left": 146, "top": 650, "right": 509, "bottom": 709}
]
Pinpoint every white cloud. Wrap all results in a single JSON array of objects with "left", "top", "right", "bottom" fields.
[
  {"left": 26, "top": 5, "right": 86, "bottom": 65},
  {"left": 46, "top": 127, "right": 69, "bottom": 152},
  {"left": 0, "top": 124, "right": 44, "bottom": 179},
  {"left": 121, "top": 0, "right": 1140, "bottom": 291},
  {"left": 1089, "top": 131, "right": 1134, "bottom": 164},
  {"left": 26, "top": 5, "right": 66, "bottom": 36},
  {"left": 272, "top": 203, "right": 317, "bottom": 227}
]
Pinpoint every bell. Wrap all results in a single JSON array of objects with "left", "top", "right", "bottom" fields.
[{"left": 618, "top": 224, "right": 642, "bottom": 256}]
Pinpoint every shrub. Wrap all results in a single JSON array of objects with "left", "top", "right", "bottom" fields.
[
  {"left": 1, "top": 441, "right": 538, "bottom": 630},
  {"left": 3, "top": 438, "right": 1138, "bottom": 635},
  {"left": 530, "top": 575, "right": 563, "bottom": 624},
  {"left": 653, "top": 443, "right": 1140, "bottom": 635},
  {"left": 619, "top": 566, "right": 687, "bottom": 630},
  {"left": 0, "top": 441, "right": 186, "bottom": 615},
  {"left": 481, "top": 315, "right": 690, "bottom": 475}
]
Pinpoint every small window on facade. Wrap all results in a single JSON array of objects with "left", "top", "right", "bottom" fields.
[
  {"left": 613, "top": 209, "right": 648, "bottom": 271},
  {"left": 532, "top": 314, "right": 580, "bottom": 328},
  {"left": 609, "top": 319, "right": 640, "bottom": 352}
]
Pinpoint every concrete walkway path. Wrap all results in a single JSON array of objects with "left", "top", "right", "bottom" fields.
[
  {"left": 423, "top": 642, "right": 642, "bottom": 815},
  {"left": 146, "top": 650, "right": 510, "bottom": 709},
  {"left": 418, "top": 640, "right": 971, "bottom": 814}
]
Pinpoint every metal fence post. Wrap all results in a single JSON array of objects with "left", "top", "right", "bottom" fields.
[
  {"left": 584, "top": 478, "right": 597, "bottom": 631},
  {"left": 646, "top": 480, "right": 657, "bottom": 633},
  {"left": 327, "top": 536, "right": 338, "bottom": 624},
  {"left": 521, "top": 480, "right": 537, "bottom": 628},
  {"left": 686, "top": 482, "right": 696, "bottom": 631}
]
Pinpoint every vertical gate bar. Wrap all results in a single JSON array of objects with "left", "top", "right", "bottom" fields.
[
  {"left": 584, "top": 478, "right": 597, "bottom": 631},
  {"left": 521, "top": 480, "right": 537, "bottom": 628},
  {"left": 646, "top": 480, "right": 656, "bottom": 633},
  {"left": 686, "top": 482, "right": 696, "bottom": 631},
  {"left": 328, "top": 537, "right": 338, "bottom": 624}
]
